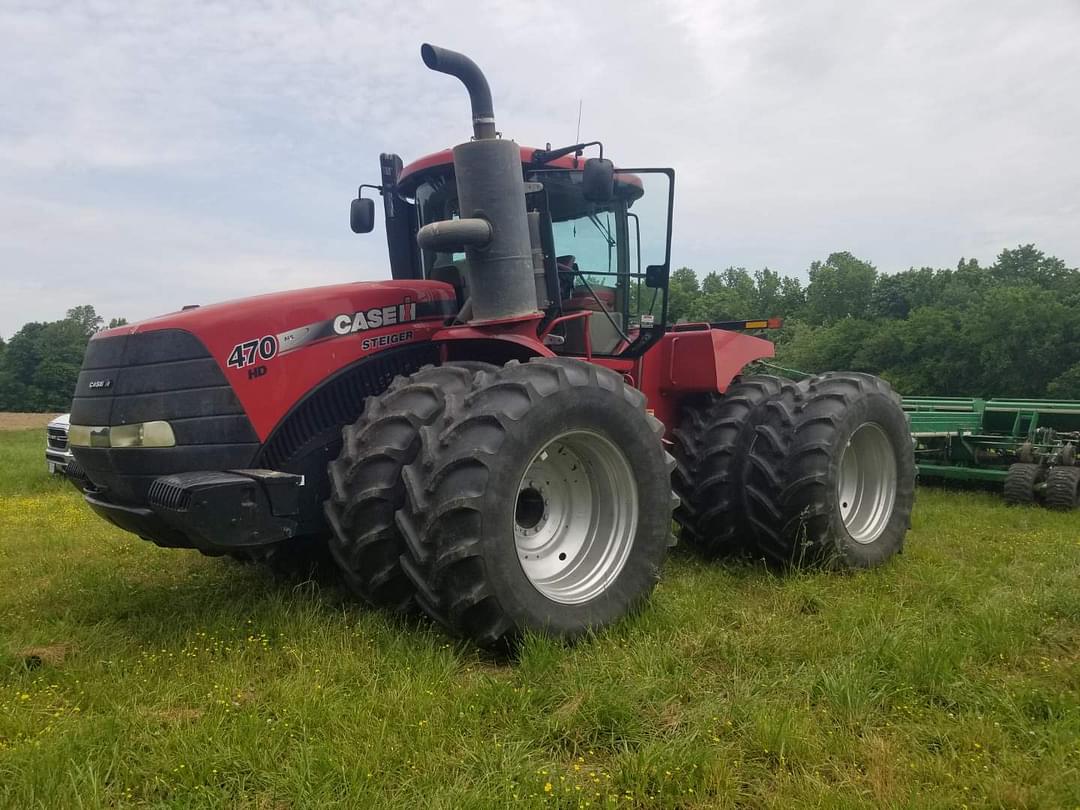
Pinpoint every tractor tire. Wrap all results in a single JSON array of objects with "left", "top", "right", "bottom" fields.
[
  {"left": 671, "top": 375, "right": 798, "bottom": 556},
  {"left": 324, "top": 363, "right": 494, "bottom": 612},
  {"left": 1044, "top": 466, "right": 1080, "bottom": 510},
  {"left": 397, "top": 358, "right": 677, "bottom": 648},
  {"left": 1003, "top": 463, "right": 1041, "bottom": 505},
  {"left": 745, "top": 372, "right": 915, "bottom": 569}
]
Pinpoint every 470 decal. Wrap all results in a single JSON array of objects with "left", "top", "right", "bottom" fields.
[{"left": 226, "top": 335, "right": 278, "bottom": 369}]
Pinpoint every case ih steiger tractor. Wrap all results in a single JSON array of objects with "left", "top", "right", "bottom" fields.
[{"left": 67, "top": 45, "right": 915, "bottom": 648}]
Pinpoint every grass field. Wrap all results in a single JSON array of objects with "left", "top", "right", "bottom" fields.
[{"left": 1, "top": 427, "right": 1078, "bottom": 808}]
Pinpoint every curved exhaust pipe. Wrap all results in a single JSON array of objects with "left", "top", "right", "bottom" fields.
[
  {"left": 421, "top": 43, "right": 496, "bottom": 140},
  {"left": 417, "top": 42, "right": 538, "bottom": 321}
]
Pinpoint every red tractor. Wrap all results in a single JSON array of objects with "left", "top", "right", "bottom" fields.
[{"left": 68, "top": 45, "right": 915, "bottom": 648}]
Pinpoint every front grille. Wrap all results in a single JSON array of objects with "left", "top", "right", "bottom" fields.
[
  {"left": 47, "top": 428, "right": 68, "bottom": 450},
  {"left": 147, "top": 479, "right": 192, "bottom": 511},
  {"left": 71, "top": 329, "right": 249, "bottom": 427},
  {"left": 70, "top": 329, "right": 259, "bottom": 504}
]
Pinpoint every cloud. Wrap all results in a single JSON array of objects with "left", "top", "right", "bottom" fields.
[{"left": 1, "top": 0, "right": 1078, "bottom": 336}]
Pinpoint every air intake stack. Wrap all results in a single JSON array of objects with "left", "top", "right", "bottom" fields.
[{"left": 416, "top": 44, "right": 538, "bottom": 322}]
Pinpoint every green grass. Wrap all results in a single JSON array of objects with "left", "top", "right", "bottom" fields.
[{"left": 1, "top": 427, "right": 1078, "bottom": 808}]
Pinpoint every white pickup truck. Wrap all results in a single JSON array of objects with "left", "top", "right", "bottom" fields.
[{"left": 46, "top": 413, "right": 73, "bottom": 474}]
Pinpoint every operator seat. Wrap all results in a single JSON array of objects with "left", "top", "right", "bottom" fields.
[{"left": 556, "top": 256, "right": 624, "bottom": 354}]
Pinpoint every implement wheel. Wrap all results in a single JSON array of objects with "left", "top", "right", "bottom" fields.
[
  {"left": 324, "top": 363, "right": 494, "bottom": 612},
  {"left": 1045, "top": 466, "right": 1080, "bottom": 510},
  {"left": 671, "top": 375, "right": 798, "bottom": 555},
  {"left": 397, "top": 358, "right": 676, "bottom": 648},
  {"left": 1003, "top": 463, "right": 1041, "bottom": 506},
  {"left": 745, "top": 372, "right": 915, "bottom": 569}
]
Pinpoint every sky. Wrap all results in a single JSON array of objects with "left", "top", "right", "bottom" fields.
[{"left": 2, "top": 0, "right": 1078, "bottom": 337}]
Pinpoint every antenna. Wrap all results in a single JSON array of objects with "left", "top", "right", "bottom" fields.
[{"left": 575, "top": 98, "right": 582, "bottom": 143}]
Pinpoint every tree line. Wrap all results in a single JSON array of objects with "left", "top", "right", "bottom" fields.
[
  {"left": 0, "top": 306, "right": 126, "bottom": 412},
  {"left": 667, "top": 244, "right": 1080, "bottom": 399},
  {"left": 1, "top": 244, "right": 1076, "bottom": 412}
]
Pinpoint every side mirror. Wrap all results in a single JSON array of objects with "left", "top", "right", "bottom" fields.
[
  {"left": 350, "top": 196, "right": 375, "bottom": 234},
  {"left": 582, "top": 157, "right": 614, "bottom": 202},
  {"left": 645, "top": 264, "right": 668, "bottom": 289}
]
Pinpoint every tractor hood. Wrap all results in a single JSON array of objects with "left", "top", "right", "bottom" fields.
[{"left": 78, "top": 279, "right": 458, "bottom": 442}]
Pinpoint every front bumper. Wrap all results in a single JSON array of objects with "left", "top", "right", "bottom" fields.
[{"left": 85, "top": 469, "right": 303, "bottom": 552}]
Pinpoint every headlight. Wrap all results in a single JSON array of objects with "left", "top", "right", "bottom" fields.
[{"left": 68, "top": 421, "right": 176, "bottom": 448}]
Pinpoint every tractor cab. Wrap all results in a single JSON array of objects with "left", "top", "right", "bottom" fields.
[{"left": 373, "top": 147, "right": 674, "bottom": 357}]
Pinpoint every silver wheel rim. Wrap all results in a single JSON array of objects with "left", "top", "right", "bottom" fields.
[
  {"left": 514, "top": 429, "right": 638, "bottom": 604},
  {"left": 837, "top": 422, "right": 897, "bottom": 544}
]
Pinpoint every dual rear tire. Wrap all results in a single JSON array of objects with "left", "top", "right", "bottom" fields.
[
  {"left": 674, "top": 372, "right": 915, "bottom": 569},
  {"left": 671, "top": 376, "right": 798, "bottom": 556}
]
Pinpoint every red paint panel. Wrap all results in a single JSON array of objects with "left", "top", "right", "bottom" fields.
[
  {"left": 635, "top": 330, "right": 775, "bottom": 437},
  {"left": 431, "top": 327, "right": 555, "bottom": 359},
  {"left": 93, "top": 280, "right": 458, "bottom": 440},
  {"left": 665, "top": 330, "right": 775, "bottom": 394},
  {"left": 399, "top": 146, "right": 577, "bottom": 191}
]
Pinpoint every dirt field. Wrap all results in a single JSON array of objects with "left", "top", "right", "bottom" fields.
[{"left": 0, "top": 413, "right": 61, "bottom": 431}]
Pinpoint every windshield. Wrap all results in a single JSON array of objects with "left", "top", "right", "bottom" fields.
[
  {"left": 551, "top": 213, "right": 617, "bottom": 280},
  {"left": 410, "top": 164, "right": 673, "bottom": 350},
  {"left": 531, "top": 168, "right": 669, "bottom": 335}
]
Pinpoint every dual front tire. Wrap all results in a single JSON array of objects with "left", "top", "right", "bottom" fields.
[
  {"left": 327, "top": 358, "right": 677, "bottom": 648},
  {"left": 324, "top": 363, "right": 495, "bottom": 612}
]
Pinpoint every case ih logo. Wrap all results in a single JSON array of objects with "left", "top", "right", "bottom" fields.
[
  {"left": 225, "top": 298, "right": 428, "bottom": 372},
  {"left": 333, "top": 299, "right": 417, "bottom": 335}
]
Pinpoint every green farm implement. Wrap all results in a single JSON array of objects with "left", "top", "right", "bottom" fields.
[{"left": 904, "top": 397, "right": 1080, "bottom": 509}]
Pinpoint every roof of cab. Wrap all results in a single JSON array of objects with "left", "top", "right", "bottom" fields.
[{"left": 396, "top": 146, "right": 643, "bottom": 196}]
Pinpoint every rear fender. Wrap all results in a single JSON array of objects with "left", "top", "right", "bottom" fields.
[
  {"left": 434, "top": 329, "right": 553, "bottom": 366},
  {"left": 639, "top": 328, "right": 776, "bottom": 436},
  {"left": 657, "top": 328, "right": 775, "bottom": 394}
]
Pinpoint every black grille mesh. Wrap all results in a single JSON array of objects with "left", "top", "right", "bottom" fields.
[
  {"left": 258, "top": 343, "right": 439, "bottom": 469},
  {"left": 147, "top": 479, "right": 192, "bottom": 511}
]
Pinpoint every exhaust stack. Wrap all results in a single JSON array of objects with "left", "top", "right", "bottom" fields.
[
  {"left": 420, "top": 44, "right": 496, "bottom": 141},
  {"left": 416, "top": 43, "right": 538, "bottom": 323}
]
